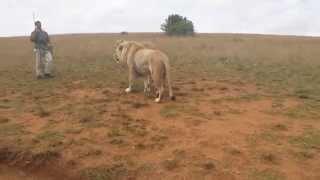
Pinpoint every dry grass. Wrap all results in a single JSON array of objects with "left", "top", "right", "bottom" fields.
[{"left": 0, "top": 33, "right": 320, "bottom": 180}]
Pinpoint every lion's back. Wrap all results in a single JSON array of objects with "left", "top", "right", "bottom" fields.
[{"left": 134, "top": 49, "right": 168, "bottom": 68}]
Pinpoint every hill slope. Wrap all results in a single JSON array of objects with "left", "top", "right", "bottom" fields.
[{"left": 0, "top": 33, "right": 320, "bottom": 180}]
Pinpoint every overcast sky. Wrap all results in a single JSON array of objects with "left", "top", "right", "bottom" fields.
[{"left": 1, "top": 0, "right": 319, "bottom": 37}]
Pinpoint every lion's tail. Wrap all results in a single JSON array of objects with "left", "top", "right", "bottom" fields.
[{"left": 164, "top": 57, "right": 176, "bottom": 101}]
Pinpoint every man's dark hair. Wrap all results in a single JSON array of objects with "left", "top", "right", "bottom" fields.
[{"left": 35, "top": 21, "right": 41, "bottom": 26}]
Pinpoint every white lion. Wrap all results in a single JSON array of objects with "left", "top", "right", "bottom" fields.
[{"left": 113, "top": 40, "right": 175, "bottom": 103}]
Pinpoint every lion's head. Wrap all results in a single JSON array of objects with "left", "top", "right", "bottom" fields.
[
  {"left": 113, "top": 40, "right": 155, "bottom": 64},
  {"left": 113, "top": 40, "right": 126, "bottom": 64}
]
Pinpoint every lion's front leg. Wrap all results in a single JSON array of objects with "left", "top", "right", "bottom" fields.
[
  {"left": 143, "top": 79, "right": 149, "bottom": 94},
  {"left": 126, "top": 67, "right": 135, "bottom": 93}
]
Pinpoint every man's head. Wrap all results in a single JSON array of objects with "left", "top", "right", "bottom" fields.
[{"left": 35, "top": 21, "right": 42, "bottom": 29}]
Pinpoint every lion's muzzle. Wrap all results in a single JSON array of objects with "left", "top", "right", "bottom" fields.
[{"left": 113, "top": 54, "right": 120, "bottom": 63}]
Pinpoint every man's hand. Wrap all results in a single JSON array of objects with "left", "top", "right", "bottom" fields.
[{"left": 48, "top": 44, "right": 54, "bottom": 54}]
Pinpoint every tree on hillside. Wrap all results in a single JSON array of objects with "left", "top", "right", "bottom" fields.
[{"left": 161, "top": 14, "right": 195, "bottom": 36}]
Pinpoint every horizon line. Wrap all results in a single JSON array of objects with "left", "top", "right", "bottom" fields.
[{"left": 0, "top": 32, "right": 319, "bottom": 38}]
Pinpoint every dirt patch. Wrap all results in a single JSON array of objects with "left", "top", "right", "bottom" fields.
[{"left": 1, "top": 78, "right": 318, "bottom": 180}]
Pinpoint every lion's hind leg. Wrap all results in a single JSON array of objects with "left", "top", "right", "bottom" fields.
[
  {"left": 144, "top": 76, "right": 152, "bottom": 96},
  {"left": 154, "top": 79, "right": 165, "bottom": 103},
  {"left": 155, "top": 85, "right": 164, "bottom": 103}
]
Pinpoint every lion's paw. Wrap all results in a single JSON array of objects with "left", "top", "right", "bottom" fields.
[{"left": 125, "top": 88, "right": 132, "bottom": 93}]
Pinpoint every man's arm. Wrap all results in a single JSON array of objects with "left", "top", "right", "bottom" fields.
[
  {"left": 46, "top": 32, "right": 50, "bottom": 43},
  {"left": 30, "top": 31, "right": 37, "bottom": 42},
  {"left": 45, "top": 31, "right": 53, "bottom": 53},
  {"left": 42, "top": 31, "right": 50, "bottom": 43}
]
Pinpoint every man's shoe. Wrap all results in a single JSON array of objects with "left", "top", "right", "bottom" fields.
[
  {"left": 37, "top": 75, "right": 44, "bottom": 79},
  {"left": 44, "top": 74, "right": 54, "bottom": 78}
]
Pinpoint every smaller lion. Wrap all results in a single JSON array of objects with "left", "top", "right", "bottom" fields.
[{"left": 113, "top": 40, "right": 175, "bottom": 103}]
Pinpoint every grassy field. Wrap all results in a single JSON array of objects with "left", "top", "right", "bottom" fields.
[{"left": 0, "top": 33, "right": 320, "bottom": 180}]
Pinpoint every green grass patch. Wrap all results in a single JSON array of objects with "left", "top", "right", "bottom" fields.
[
  {"left": 123, "top": 120, "right": 148, "bottom": 137},
  {"left": 211, "top": 93, "right": 261, "bottom": 104},
  {"left": 81, "top": 164, "right": 128, "bottom": 180},
  {"left": 291, "top": 150, "right": 315, "bottom": 161},
  {"left": 162, "top": 159, "right": 179, "bottom": 171},
  {"left": 0, "top": 123, "right": 26, "bottom": 137},
  {"left": 249, "top": 169, "right": 285, "bottom": 180},
  {"left": 160, "top": 103, "right": 210, "bottom": 119},
  {"left": 64, "top": 127, "right": 83, "bottom": 134},
  {"left": 260, "top": 131, "right": 281, "bottom": 143},
  {"left": 36, "top": 131, "right": 65, "bottom": 142},
  {"left": 33, "top": 130, "right": 65, "bottom": 151},
  {"left": 259, "top": 152, "right": 279, "bottom": 164},
  {"left": 289, "top": 130, "right": 320, "bottom": 150},
  {"left": 0, "top": 99, "right": 24, "bottom": 112},
  {"left": 76, "top": 106, "right": 104, "bottom": 128},
  {"left": 107, "top": 128, "right": 124, "bottom": 138},
  {"left": 284, "top": 100, "right": 320, "bottom": 119},
  {"left": 0, "top": 103, "right": 11, "bottom": 109},
  {"left": 78, "top": 148, "right": 103, "bottom": 158},
  {"left": 160, "top": 105, "right": 179, "bottom": 118},
  {"left": 247, "top": 130, "right": 282, "bottom": 146}
]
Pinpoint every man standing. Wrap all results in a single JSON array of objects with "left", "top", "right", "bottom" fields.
[{"left": 30, "top": 21, "right": 54, "bottom": 79}]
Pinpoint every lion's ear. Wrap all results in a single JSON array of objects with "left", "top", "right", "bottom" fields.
[{"left": 116, "top": 40, "right": 125, "bottom": 46}]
